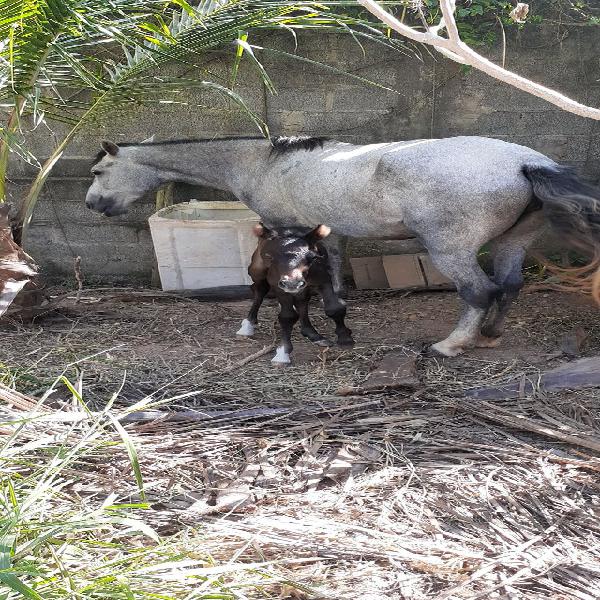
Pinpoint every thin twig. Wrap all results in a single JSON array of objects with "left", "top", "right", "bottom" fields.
[{"left": 74, "top": 256, "right": 83, "bottom": 303}]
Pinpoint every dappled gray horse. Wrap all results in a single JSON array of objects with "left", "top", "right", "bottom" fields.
[{"left": 86, "top": 135, "right": 600, "bottom": 357}]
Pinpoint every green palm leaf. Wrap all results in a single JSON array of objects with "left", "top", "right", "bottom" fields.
[{"left": 4, "top": 0, "right": 413, "bottom": 237}]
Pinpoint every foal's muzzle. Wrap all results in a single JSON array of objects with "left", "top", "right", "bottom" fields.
[{"left": 278, "top": 278, "right": 306, "bottom": 293}]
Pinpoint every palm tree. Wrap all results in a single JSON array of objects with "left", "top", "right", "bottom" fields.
[{"left": 0, "top": 0, "right": 409, "bottom": 316}]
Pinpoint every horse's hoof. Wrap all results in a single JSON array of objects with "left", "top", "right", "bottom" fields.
[
  {"left": 271, "top": 346, "right": 292, "bottom": 367},
  {"left": 236, "top": 319, "right": 255, "bottom": 337},
  {"left": 481, "top": 327, "right": 503, "bottom": 340},
  {"left": 431, "top": 341, "right": 464, "bottom": 358},
  {"left": 476, "top": 335, "right": 502, "bottom": 348},
  {"left": 314, "top": 338, "right": 333, "bottom": 347},
  {"left": 337, "top": 337, "right": 355, "bottom": 348},
  {"left": 272, "top": 360, "right": 291, "bottom": 368}
]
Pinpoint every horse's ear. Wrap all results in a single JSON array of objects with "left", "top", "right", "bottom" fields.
[
  {"left": 101, "top": 141, "right": 119, "bottom": 156},
  {"left": 253, "top": 223, "right": 271, "bottom": 238},
  {"left": 141, "top": 135, "right": 155, "bottom": 143},
  {"left": 306, "top": 224, "right": 331, "bottom": 243}
]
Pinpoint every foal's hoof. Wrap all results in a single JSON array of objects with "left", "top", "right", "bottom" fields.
[
  {"left": 314, "top": 338, "right": 334, "bottom": 347},
  {"left": 475, "top": 334, "right": 502, "bottom": 348},
  {"left": 337, "top": 337, "right": 355, "bottom": 348},
  {"left": 271, "top": 346, "right": 292, "bottom": 367},
  {"left": 236, "top": 319, "right": 255, "bottom": 337},
  {"left": 431, "top": 341, "right": 465, "bottom": 358}
]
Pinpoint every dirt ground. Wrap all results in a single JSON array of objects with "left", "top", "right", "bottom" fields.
[
  {"left": 2, "top": 287, "right": 600, "bottom": 599},
  {"left": 2, "top": 287, "right": 598, "bottom": 400}
]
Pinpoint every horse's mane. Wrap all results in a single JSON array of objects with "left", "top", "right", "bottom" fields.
[
  {"left": 92, "top": 135, "right": 327, "bottom": 165},
  {"left": 270, "top": 135, "right": 326, "bottom": 155}
]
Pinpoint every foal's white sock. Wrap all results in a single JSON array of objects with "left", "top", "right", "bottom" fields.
[
  {"left": 236, "top": 319, "right": 255, "bottom": 337},
  {"left": 271, "top": 346, "right": 291, "bottom": 364}
]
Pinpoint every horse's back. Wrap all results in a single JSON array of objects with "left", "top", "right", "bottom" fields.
[
  {"left": 377, "top": 136, "right": 554, "bottom": 178},
  {"left": 376, "top": 136, "right": 555, "bottom": 208}
]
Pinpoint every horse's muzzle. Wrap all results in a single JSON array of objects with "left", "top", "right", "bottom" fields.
[{"left": 85, "top": 195, "right": 127, "bottom": 217}]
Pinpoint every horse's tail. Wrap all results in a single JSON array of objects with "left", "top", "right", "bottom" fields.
[{"left": 522, "top": 164, "right": 600, "bottom": 304}]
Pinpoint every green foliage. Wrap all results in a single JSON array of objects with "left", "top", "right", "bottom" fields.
[
  {"left": 333, "top": 0, "right": 600, "bottom": 47},
  {"left": 0, "top": 0, "right": 411, "bottom": 238},
  {"left": 421, "top": 0, "right": 515, "bottom": 47}
]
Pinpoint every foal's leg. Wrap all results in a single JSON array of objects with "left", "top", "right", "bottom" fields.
[
  {"left": 321, "top": 281, "right": 354, "bottom": 347},
  {"left": 482, "top": 211, "right": 544, "bottom": 340},
  {"left": 428, "top": 250, "right": 500, "bottom": 357},
  {"left": 295, "top": 291, "right": 332, "bottom": 347},
  {"left": 272, "top": 293, "right": 298, "bottom": 366},
  {"left": 237, "top": 279, "right": 270, "bottom": 337},
  {"left": 321, "top": 234, "right": 348, "bottom": 295}
]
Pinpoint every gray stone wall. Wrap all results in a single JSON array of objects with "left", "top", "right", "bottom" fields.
[{"left": 7, "top": 25, "right": 600, "bottom": 283}]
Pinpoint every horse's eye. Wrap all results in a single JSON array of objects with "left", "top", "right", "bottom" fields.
[{"left": 91, "top": 169, "right": 102, "bottom": 176}]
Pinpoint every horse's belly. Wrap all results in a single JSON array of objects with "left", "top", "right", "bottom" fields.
[{"left": 255, "top": 208, "right": 413, "bottom": 239}]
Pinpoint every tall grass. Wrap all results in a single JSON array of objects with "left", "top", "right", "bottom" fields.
[{"left": 0, "top": 376, "right": 305, "bottom": 599}]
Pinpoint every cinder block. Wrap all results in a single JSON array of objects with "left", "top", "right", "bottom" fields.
[{"left": 382, "top": 255, "right": 426, "bottom": 289}]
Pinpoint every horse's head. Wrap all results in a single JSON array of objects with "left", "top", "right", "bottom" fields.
[
  {"left": 254, "top": 223, "right": 331, "bottom": 294},
  {"left": 86, "top": 141, "right": 161, "bottom": 216}
]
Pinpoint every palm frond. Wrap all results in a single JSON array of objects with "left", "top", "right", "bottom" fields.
[{"left": 6, "top": 0, "right": 415, "bottom": 233}]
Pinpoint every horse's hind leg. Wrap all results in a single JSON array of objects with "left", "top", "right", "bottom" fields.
[
  {"left": 428, "top": 250, "right": 500, "bottom": 357},
  {"left": 481, "top": 211, "right": 544, "bottom": 340}
]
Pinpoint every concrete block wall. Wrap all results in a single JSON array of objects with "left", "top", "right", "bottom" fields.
[{"left": 6, "top": 25, "right": 600, "bottom": 283}]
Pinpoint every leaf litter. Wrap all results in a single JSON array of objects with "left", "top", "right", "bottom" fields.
[{"left": 1, "top": 286, "right": 600, "bottom": 599}]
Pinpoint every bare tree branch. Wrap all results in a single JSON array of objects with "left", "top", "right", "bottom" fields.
[
  {"left": 358, "top": 0, "right": 600, "bottom": 121},
  {"left": 437, "top": 0, "right": 460, "bottom": 43}
]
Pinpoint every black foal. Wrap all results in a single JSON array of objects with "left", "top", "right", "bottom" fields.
[{"left": 236, "top": 223, "right": 354, "bottom": 365}]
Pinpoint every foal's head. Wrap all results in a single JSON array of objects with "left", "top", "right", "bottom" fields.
[{"left": 254, "top": 223, "right": 331, "bottom": 293}]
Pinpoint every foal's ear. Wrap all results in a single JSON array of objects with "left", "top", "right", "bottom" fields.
[
  {"left": 101, "top": 141, "right": 119, "bottom": 156},
  {"left": 253, "top": 223, "right": 272, "bottom": 238},
  {"left": 306, "top": 224, "right": 331, "bottom": 243}
]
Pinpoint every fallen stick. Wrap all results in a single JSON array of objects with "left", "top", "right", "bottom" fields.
[
  {"left": 0, "top": 382, "right": 42, "bottom": 412},
  {"left": 456, "top": 400, "right": 600, "bottom": 454},
  {"left": 220, "top": 344, "right": 276, "bottom": 374},
  {"left": 74, "top": 256, "right": 83, "bottom": 303}
]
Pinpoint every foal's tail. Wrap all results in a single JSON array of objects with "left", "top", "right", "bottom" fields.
[{"left": 522, "top": 164, "right": 600, "bottom": 304}]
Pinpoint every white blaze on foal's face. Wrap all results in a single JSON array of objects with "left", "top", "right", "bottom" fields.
[{"left": 252, "top": 223, "right": 331, "bottom": 295}]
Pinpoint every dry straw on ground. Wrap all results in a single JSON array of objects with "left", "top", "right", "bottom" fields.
[{"left": 1, "top": 287, "right": 600, "bottom": 599}]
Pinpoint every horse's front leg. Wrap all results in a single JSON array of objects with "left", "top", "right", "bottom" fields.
[
  {"left": 295, "top": 291, "right": 332, "bottom": 347},
  {"left": 237, "top": 279, "right": 270, "bottom": 337},
  {"left": 321, "top": 281, "right": 354, "bottom": 347},
  {"left": 272, "top": 293, "right": 298, "bottom": 366},
  {"left": 428, "top": 250, "right": 500, "bottom": 357}
]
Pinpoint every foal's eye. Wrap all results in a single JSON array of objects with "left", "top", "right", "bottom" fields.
[{"left": 263, "top": 253, "right": 272, "bottom": 260}]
